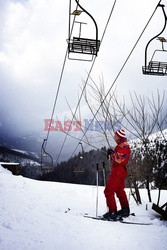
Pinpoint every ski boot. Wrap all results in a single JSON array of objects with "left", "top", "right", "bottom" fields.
[
  {"left": 117, "top": 207, "right": 130, "bottom": 218},
  {"left": 103, "top": 211, "right": 118, "bottom": 221}
]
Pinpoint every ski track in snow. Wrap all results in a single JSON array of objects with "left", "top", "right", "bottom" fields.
[{"left": 0, "top": 165, "right": 167, "bottom": 250}]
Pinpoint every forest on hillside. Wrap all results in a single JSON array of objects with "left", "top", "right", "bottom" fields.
[{"left": 41, "top": 135, "right": 167, "bottom": 192}]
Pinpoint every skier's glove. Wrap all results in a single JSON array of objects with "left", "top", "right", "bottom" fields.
[{"left": 107, "top": 148, "right": 114, "bottom": 159}]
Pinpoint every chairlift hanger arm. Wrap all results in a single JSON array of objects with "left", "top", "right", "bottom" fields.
[
  {"left": 144, "top": 3, "right": 167, "bottom": 67},
  {"left": 75, "top": 0, "right": 99, "bottom": 42},
  {"left": 79, "top": 142, "right": 84, "bottom": 155},
  {"left": 41, "top": 139, "right": 54, "bottom": 166}
]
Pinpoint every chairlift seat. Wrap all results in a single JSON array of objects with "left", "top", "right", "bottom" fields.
[
  {"left": 142, "top": 61, "right": 167, "bottom": 76},
  {"left": 68, "top": 37, "right": 100, "bottom": 56},
  {"left": 74, "top": 165, "right": 85, "bottom": 173}
]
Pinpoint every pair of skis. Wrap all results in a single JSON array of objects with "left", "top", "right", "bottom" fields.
[
  {"left": 94, "top": 162, "right": 152, "bottom": 225},
  {"left": 84, "top": 214, "right": 153, "bottom": 225}
]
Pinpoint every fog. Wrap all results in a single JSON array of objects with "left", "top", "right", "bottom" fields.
[{"left": 0, "top": 0, "right": 167, "bottom": 161}]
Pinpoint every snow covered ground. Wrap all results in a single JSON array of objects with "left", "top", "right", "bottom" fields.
[{"left": 0, "top": 165, "right": 167, "bottom": 250}]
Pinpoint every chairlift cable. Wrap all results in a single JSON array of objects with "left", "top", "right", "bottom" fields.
[
  {"left": 70, "top": 0, "right": 162, "bottom": 158},
  {"left": 60, "top": 128, "right": 107, "bottom": 152},
  {"left": 41, "top": 3, "right": 80, "bottom": 165},
  {"left": 100, "top": 0, "right": 117, "bottom": 42},
  {"left": 55, "top": 0, "right": 117, "bottom": 164},
  {"left": 65, "top": 96, "right": 90, "bottom": 144},
  {"left": 55, "top": 56, "right": 96, "bottom": 165},
  {"left": 45, "top": 4, "right": 80, "bottom": 145},
  {"left": 45, "top": 50, "right": 68, "bottom": 144},
  {"left": 41, "top": 48, "right": 68, "bottom": 167}
]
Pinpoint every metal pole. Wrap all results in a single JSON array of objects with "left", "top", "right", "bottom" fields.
[
  {"left": 102, "top": 161, "right": 106, "bottom": 186},
  {"left": 96, "top": 163, "right": 99, "bottom": 218}
]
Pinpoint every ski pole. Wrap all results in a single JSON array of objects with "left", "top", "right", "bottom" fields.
[
  {"left": 102, "top": 161, "right": 106, "bottom": 186},
  {"left": 96, "top": 163, "right": 99, "bottom": 218}
]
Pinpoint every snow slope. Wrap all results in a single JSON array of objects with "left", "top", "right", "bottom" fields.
[{"left": 0, "top": 165, "right": 167, "bottom": 250}]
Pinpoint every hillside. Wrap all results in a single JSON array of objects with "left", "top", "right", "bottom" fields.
[
  {"left": 0, "top": 145, "right": 41, "bottom": 179},
  {"left": 0, "top": 165, "right": 167, "bottom": 250},
  {"left": 0, "top": 145, "right": 40, "bottom": 163}
]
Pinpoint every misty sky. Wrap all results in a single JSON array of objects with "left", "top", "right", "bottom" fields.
[{"left": 0, "top": 0, "right": 167, "bottom": 159}]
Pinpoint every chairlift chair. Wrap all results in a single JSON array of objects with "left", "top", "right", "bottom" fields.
[
  {"left": 142, "top": 4, "right": 167, "bottom": 76},
  {"left": 67, "top": 0, "right": 100, "bottom": 61},
  {"left": 74, "top": 142, "right": 85, "bottom": 173},
  {"left": 73, "top": 153, "right": 85, "bottom": 173},
  {"left": 41, "top": 139, "right": 54, "bottom": 172}
]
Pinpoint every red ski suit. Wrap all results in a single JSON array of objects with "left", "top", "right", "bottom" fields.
[{"left": 104, "top": 140, "right": 131, "bottom": 213}]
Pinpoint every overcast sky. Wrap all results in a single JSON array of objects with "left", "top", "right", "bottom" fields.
[{"left": 0, "top": 0, "right": 167, "bottom": 158}]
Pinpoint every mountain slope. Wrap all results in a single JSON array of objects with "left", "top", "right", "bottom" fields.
[{"left": 0, "top": 165, "right": 167, "bottom": 250}]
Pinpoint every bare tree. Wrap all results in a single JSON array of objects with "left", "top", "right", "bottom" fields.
[{"left": 82, "top": 76, "right": 167, "bottom": 203}]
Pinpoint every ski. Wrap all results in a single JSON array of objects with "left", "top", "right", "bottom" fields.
[
  {"left": 120, "top": 220, "right": 153, "bottom": 225},
  {"left": 84, "top": 215, "right": 153, "bottom": 225}
]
